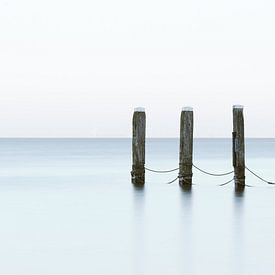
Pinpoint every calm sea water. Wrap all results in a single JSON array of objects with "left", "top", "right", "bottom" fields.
[{"left": 0, "top": 138, "right": 275, "bottom": 275}]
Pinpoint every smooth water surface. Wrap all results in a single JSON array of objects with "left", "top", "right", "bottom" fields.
[{"left": 0, "top": 138, "right": 275, "bottom": 275}]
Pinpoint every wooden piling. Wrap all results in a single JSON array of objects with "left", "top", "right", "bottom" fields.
[
  {"left": 131, "top": 107, "right": 146, "bottom": 185},
  {"left": 179, "top": 107, "right": 193, "bottom": 186},
  {"left": 232, "top": 105, "right": 245, "bottom": 188}
]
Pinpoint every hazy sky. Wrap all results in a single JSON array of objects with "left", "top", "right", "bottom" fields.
[{"left": 0, "top": 0, "right": 275, "bottom": 137}]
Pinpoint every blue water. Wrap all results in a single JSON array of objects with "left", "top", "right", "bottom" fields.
[{"left": 0, "top": 138, "right": 275, "bottom": 275}]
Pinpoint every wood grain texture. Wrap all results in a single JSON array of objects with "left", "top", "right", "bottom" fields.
[
  {"left": 179, "top": 110, "right": 193, "bottom": 186},
  {"left": 233, "top": 106, "right": 245, "bottom": 188},
  {"left": 131, "top": 111, "right": 146, "bottom": 185}
]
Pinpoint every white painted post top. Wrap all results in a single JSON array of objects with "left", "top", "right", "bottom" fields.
[
  {"left": 233, "top": 105, "right": 244, "bottom": 109},
  {"left": 134, "top": 107, "right": 145, "bottom": 112},
  {"left": 182, "top": 106, "right": 193, "bottom": 111}
]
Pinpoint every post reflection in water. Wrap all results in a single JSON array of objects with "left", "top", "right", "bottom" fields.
[
  {"left": 233, "top": 187, "right": 245, "bottom": 274},
  {"left": 132, "top": 183, "right": 146, "bottom": 275},
  {"left": 178, "top": 185, "right": 194, "bottom": 274}
]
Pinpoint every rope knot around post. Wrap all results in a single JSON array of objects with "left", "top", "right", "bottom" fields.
[{"left": 178, "top": 173, "right": 193, "bottom": 185}]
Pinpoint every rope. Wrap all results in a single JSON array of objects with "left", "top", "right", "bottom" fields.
[
  {"left": 145, "top": 176, "right": 179, "bottom": 185},
  {"left": 245, "top": 184, "right": 254, "bottom": 188},
  {"left": 145, "top": 167, "right": 179, "bottom": 173},
  {"left": 144, "top": 164, "right": 275, "bottom": 187},
  {"left": 166, "top": 176, "right": 179, "bottom": 184},
  {"left": 146, "top": 164, "right": 233, "bottom": 176},
  {"left": 245, "top": 166, "right": 275, "bottom": 185},
  {"left": 166, "top": 176, "right": 235, "bottom": 187},
  {"left": 192, "top": 163, "right": 234, "bottom": 177},
  {"left": 218, "top": 178, "right": 235, "bottom": 186}
]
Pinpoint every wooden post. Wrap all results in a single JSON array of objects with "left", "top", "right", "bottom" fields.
[
  {"left": 179, "top": 107, "right": 193, "bottom": 186},
  {"left": 131, "top": 107, "right": 146, "bottom": 185},
  {"left": 232, "top": 105, "right": 245, "bottom": 188}
]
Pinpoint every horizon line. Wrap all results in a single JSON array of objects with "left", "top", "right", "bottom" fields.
[{"left": 0, "top": 137, "right": 275, "bottom": 139}]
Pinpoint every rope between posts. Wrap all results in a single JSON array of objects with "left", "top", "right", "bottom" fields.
[
  {"left": 144, "top": 164, "right": 275, "bottom": 186},
  {"left": 145, "top": 167, "right": 179, "bottom": 173},
  {"left": 192, "top": 164, "right": 234, "bottom": 176},
  {"left": 145, "top": 164, "right": 233, "bottom": 176}
]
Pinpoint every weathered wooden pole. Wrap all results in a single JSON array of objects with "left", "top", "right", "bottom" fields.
[
  {"left": 131, "top": 107, "right": 146, "bottom": 185},
  {"left": 232, "top": 105, "right": 245, "bottom": 188},
  {"left": 179, "top": 107, "right": 194, "bottom": 186}
]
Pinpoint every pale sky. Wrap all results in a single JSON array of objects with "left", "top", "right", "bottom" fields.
[{"left": 0, "top": 0, "right": 275, "bottom": 137}]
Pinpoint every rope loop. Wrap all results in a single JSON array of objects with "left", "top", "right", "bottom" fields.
[
  {"left": 145, "top": 167, "right": 179, "bottom": 173},
  {"left": 192, "top": 163, "right": 234, "bottom": 177}
]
